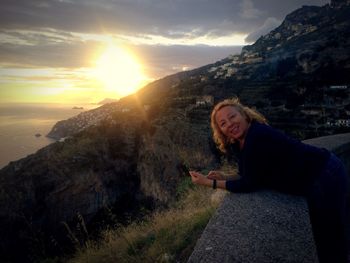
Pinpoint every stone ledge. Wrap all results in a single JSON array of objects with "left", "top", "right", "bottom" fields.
[
  {"left": 188, "top": 191, "right": 318, "bottom": 263},
  {"left": 304, "top": 132, "right": 350, "bottom": 157}
]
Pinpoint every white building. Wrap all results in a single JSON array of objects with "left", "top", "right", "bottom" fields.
[{"left": 196, "top": 96, "right": 214, "bottom": 106}]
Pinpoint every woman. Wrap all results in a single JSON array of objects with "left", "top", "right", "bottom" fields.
[{"left": 190, "top": 98, "right": 348, "bottom": 263}]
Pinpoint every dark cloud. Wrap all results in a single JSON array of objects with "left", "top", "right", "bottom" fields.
[
  {"left": 0, "top": 33, "right": 100, "bottom": 68},
  {"left": 252, "top": 0, "right": 329, "bottom": 19},
  {"left": 0, "top": 0, "right": 235, "bottom": 36},
  {"left": 0, "top": 0, "right": 330, "bottom": 38}
]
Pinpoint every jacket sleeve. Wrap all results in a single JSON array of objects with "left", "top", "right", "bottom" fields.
[
  {"left": 225, "top": 176, "right": 259, "bottom": 193},
  {"left": 225, "top": 142, "right": 261, "bottom": 193}
]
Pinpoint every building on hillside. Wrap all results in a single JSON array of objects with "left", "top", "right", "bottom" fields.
[
  {"left": 329, "top": 85, "right": 348, "bottom": 89},
  {"left": 196, "top": 96, "right": 214, "bottom": 106},
  {"left": 326, "top": 119, "right": 350, "bottom": 127},
  {"left": 301, "top": 109, "right": 322, "bottom": 116},
  {"left": 201, "top": 77, "right": 208, "bottom": 82}
]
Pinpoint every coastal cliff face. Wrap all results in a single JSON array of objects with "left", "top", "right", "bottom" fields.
[
  {"left": 1, "top": 0, "right": 350, "bottom": 261},
  {"left": 0, "top": 119, "right": 139, "bottom": 259}
]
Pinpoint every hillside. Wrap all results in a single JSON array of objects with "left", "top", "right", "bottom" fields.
[
  {"left": 1, "top": 0, "right": 350, "bottom": 261},
  {"left": 49, "top": 0, "right": 350, "bottom": 141}
]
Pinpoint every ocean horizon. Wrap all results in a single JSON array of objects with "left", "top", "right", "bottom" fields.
[{"left": 0, "top": 103, "right": 98, "bottom": 169}]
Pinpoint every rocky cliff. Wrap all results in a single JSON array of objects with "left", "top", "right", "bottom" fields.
[
  {"left": 1, "top": 0, "right": 350, "bottom": 261},
  {"left": 0, "top": 117, "right": 139, "bottom": 260}
]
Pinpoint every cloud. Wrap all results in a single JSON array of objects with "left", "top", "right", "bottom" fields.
[
  {"left": 0, "top": 67, "right": 88, "bottom": 84},
  {"left": 0, "top": 0, "right": 330, "bottom": 44},
  {"left": 0, "top": 34, "right": 100, "bottom": 68},
  {"left": 245, "top": 17, "right": 282, "bottom": 43},
  {"left": 0, "top": 0, "right": 243, "bottom": 38},
  {"left": 0, "top": 27, "right": 243, "bottom": 80},
  {"left": 130, "top": 44, "right": 243, "bottom": 79},
  {"left": 239, "top": 0, "right": 264, "bottom": 19}
]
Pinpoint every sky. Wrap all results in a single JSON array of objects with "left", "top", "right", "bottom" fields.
[{"left": 0, "top": 0, "right": 329, "bottom": 104}]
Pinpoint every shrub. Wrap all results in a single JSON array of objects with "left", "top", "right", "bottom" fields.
[{"left": 67, "top": 186, "right": 224, "bottom": 263}]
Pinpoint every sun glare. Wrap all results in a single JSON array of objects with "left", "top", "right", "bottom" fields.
[{"left": 94, "top": 45, "right": 146, "bottom": 98}]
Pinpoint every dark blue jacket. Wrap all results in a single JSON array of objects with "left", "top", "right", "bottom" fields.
[{"left": 226, "top": 122, "right": 330, "bottom": 195}]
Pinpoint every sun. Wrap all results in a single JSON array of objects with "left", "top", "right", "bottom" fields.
[{"left": 94, "top": 45, "right": 146, "bottom": 97}]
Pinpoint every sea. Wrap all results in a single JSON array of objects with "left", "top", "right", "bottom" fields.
[{"left": 0, "top": 103, "right": 98, "bottom": 169}]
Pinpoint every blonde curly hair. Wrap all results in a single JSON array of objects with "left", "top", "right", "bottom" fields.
[{"left": 210, "top": 98, "right": 267, "bottom": 153}]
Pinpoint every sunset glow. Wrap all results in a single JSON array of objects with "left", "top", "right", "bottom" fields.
[{"left": 94, "top": 45, "right": 147, "bottom": 98}]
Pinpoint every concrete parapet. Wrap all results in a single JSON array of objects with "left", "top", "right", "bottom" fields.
[{"left": 188, "top": 191, "right": 318, "bottom": 263}]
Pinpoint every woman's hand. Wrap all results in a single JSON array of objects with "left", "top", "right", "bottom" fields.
[
  {"left": 190, "top": 170, "right": 226, "bottom": 190},
  {"left": 189, "top": 171, "right": 210, "bottom": 186},
  {"left": 207, "top": 171, "right": 224, "bottom": 180}
]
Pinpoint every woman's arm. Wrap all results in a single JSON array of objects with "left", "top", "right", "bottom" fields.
[
  {"left": 190, "top": 171, "right": 258, "bottom": 192},
  {"left": 189, "top": 171, "right": 227, "bottom": 190},
  {"left": 207, "top": 170, "right": 224, "bottom": 180}
]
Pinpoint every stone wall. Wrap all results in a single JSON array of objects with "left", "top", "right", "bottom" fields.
[{"left": 188, "top": 133, "right": 350, "bottom": 263}]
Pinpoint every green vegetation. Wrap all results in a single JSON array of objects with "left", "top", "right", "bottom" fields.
[{"left": 67, "top": 184, "right": 225, "bottom": 263}]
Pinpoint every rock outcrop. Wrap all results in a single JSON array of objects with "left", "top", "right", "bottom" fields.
[{"left": 47, "top": 102, "right": 120, "bottom": 140}]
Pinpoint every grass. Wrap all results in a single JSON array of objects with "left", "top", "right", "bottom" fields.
[
  {"left": 66, "top": 183, "right": 226, "bottom": 263},
  {"left": 177, "top": 147, "right": 215, "bottom": 170}
]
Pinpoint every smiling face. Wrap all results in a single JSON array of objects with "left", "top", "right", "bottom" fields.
[{"left": 215, "top": 105, "right": 251, "bottom": 145}]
